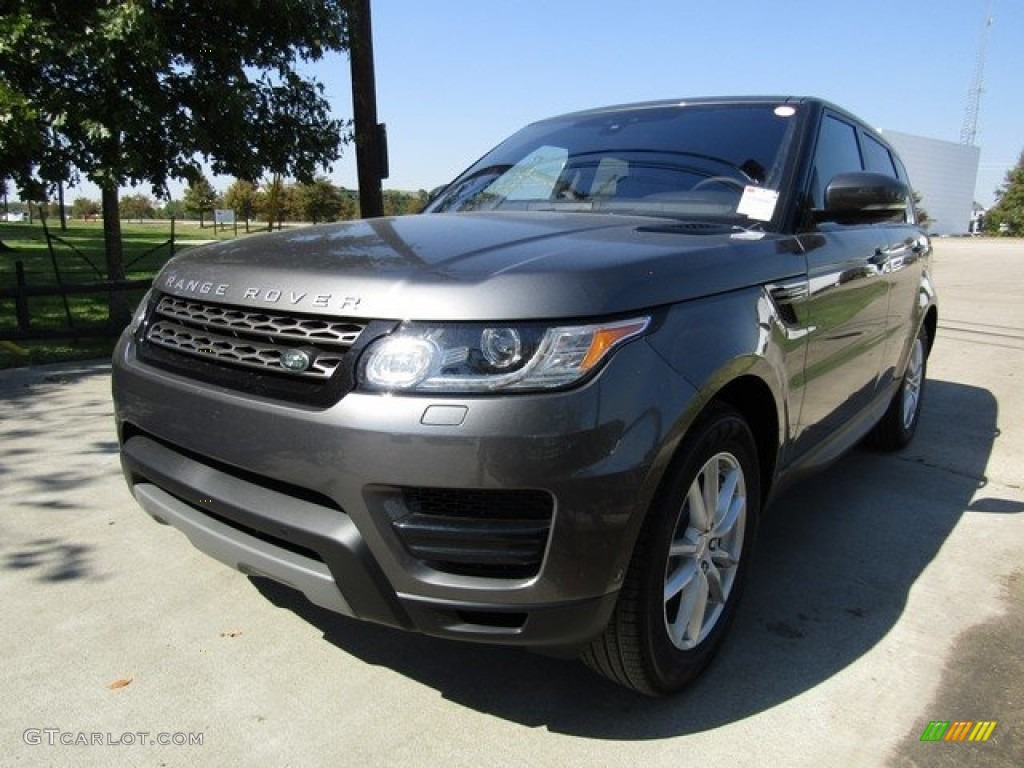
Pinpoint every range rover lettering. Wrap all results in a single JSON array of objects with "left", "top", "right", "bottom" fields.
[{"left": 113, "top": 97, "right": 936, "bottom": 695}]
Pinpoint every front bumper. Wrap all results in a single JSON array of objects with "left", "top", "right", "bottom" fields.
[{"left": 113, "top": 331, "right": 694, "bottom": 648}]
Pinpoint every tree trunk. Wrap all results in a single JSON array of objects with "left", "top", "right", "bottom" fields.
[
  {"left": 58, "top": 182, "right": 67, "bottom": 231},
  {"left": 101, "top": 184, "right": 131, "bottom": 328},
  {"left": 266, "top": 174, "right": 281, "bottom": 231}
]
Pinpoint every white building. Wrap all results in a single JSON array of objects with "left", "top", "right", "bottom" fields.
[{"left": 882, "top": 130, "right": 980, "bottom": 235}]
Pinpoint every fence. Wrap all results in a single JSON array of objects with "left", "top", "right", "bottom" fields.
[
  {"left": 0, "top": 216, "right": 175, "bottom": 342},
  {"left": 0, "top": 262, "right": 152, "bottom": 340}
]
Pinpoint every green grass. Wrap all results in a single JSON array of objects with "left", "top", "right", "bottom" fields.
[{"left": 0, "top": 219, "right": 245, "bottom": 369}]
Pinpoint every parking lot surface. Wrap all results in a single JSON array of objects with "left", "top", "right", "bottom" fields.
[{"left": 1, "top": 238, "right": 1021, "bottom": 767}]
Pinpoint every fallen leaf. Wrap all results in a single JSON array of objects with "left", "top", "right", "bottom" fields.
[{"left": 107, "top": 677, "right": 133, "bottom": 690}]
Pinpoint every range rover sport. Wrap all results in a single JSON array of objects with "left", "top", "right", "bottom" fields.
[{"left": 113, "top": 96, "right": 937, "bottom": 694}]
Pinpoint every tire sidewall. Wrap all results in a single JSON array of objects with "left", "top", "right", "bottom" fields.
[
  {"left": 637, "top": 406, "right": 761, "bottom": 693},
  {"left": 877, "top": 327, "right": 929, "bottom": 449},
  {"left": 898, "top": 333, "right": 928, "bottom": 443}
]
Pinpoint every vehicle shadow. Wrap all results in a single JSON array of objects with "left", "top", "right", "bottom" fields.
[{"left": 251, "top": 378, "right": 1007, "bottom": 738}]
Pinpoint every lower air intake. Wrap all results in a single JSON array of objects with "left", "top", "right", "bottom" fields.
[{"left": 392, "top": 488, "right": 554, "bottom": 579}]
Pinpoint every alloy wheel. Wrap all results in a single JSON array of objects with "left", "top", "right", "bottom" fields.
[{"left": 663, "top": 451, "right": 747, "bottom": 650}]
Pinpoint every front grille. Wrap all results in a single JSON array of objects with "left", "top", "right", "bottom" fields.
[
  {"left": 137, "top": 294, "right": 389, "bottom": 407},
  {"left": 146, "top": 295, "right": 364, "bottom": 380},
  {"left": 392, "top": 488, "right": 554, "bottom": 579}
]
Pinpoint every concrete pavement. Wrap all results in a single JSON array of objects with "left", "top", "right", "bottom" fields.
[{"left": 1, "top": 238, "right": 1021, "bottom": 767}]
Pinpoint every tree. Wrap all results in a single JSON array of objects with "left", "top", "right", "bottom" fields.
[
  {"left": 0, "top": 177, "right": 9, "bottom": 251},
  {"left": 72, "top": 197, "right": 101, "bottom": 220},
  {"left": 183, "top": 176, "right": 218, "bottom": 227},
  {"left": 912, "top": 190, "right": 930, "bottom": 230},
  {"left": 986, "top": 151, "right": 1024, "bottom": 236},
  {"left": 296, "top": 177, "right": 345, "bottom": 223},
  {"left": 156, "top": 200, "right": 187, "bottom": 220},
  {"left": 0, "top": 1, "right": 353, "bottom": 325},
  {"left": 120, "top": 193, "right": 156, "bottom": 221},
  {"left": 46, "top": 198, "right": 65, "bottom": 220},
  {"left": 338, "top": 188, "right": 360, "bottom": 220},
  {"left": 281, "top": 182, "right": 306, "bottom": 222},
  {"left": 260, "top": 175, "right": 286, "bottom": 231},
  {"left": 223, "top": 179, "right": 260, "bottom": 229},
  {"left": 0, "top": 177, "right": 7, "bottom": 247},
  {"left": 382, "top": 189, "right": 430, "bottom": 216}
]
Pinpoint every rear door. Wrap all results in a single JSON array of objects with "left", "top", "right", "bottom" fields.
[{"left": 859, "top": 131, "right": 929, "bottom": 386}]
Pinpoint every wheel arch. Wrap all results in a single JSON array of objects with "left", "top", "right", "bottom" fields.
[
  {"left": 922, "top": 304, "right": 938, "bottom": 356},
  {"left": 712, "top": 375, "right": 780, "bottom": 505},
  {"left": 645, "top": 369, "right": 782, "bottom": 522}
]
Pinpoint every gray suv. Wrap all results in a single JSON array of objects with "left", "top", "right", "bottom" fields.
[{"left": 113, "top": 96, "right": 936, "bottom": 695}]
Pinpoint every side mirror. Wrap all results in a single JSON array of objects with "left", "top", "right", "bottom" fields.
[{"left": 815, "top": 172, "right": 909, "bottom": 225}]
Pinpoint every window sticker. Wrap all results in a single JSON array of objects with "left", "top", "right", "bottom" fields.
[{"left": 737, "top": 186, "right": 779, "bottom": 221}]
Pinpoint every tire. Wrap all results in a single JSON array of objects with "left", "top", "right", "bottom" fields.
[
  {"left": 865, "top": 325, "right": 929, "bottom": 451},
  {"left": 582, "top": 404, "right": 760, "bottom": 695}
]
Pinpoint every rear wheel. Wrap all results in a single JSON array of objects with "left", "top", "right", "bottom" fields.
[
  {"left": 582, "top": 404, "right": 760, "bottom": 695},
  {"left": 866, "top": 325, "right": 928, "bottom": 451}
]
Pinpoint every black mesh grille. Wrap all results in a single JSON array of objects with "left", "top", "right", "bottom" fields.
[
  {"left": 136, "top": 293, "right": 390, "bottom": 407},
  {"left": 392, "top": 488, "right": 554, "bottom": 579},
  {"left": 146, "top": 295, "right": 364, "bottom": 380}
]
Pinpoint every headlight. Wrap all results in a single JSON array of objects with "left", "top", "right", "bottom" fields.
[
  {"left": 358, "top": 317, "right": 650, "bottom": 393},
  {"left": 127, "top": 288, "right": 154, "bottom": 335}
]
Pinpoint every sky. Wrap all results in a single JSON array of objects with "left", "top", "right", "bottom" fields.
[{"left": 72, "top": 0, "right": 1023, "bottom": 207}]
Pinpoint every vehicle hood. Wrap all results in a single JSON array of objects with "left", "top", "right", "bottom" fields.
[{"left": 156, "top": 212, "right": 804, "bottom": 320}]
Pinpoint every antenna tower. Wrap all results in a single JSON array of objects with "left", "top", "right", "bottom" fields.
[{"left": 960, "top": 4, "right": 994, "bottom": 145}]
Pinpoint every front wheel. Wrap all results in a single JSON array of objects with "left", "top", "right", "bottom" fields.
[{"left": 582, "top": 404, "right": 760, "bottom": 695}]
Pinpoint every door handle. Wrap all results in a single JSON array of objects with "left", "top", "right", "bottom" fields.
[{"left": 872, "top": 243, "right": 910, "bottom": 269}]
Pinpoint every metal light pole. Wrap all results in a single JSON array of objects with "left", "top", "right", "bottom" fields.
[{"left": 349, "top": 0, "right": 387, "bottom": 218}]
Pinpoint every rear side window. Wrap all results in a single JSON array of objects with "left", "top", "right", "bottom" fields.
[
  {"left": 860, "top": 133, "right": 897, "bottom": 177},
  {"left": 863, "top": 132, "right": 913, "bottom": 224},
  {"left": 811, "top": 115, "right": 862, "bottom": 208}
]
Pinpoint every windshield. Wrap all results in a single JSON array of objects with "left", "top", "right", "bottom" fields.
[{"left": 427, "top": 102, "right": 802, "bottom": 227}]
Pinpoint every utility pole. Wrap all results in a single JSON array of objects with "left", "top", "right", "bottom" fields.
[{"left": 349, "top": 0, "right": 387, "bottom": 218}]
